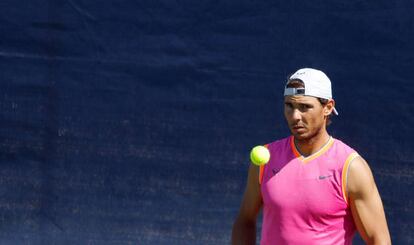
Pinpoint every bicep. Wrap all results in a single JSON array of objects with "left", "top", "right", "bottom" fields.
[
  {"left": 347, "top": 157, "right": 391, "bottom": 243},
  {"left": 237, "top": 164, "right": 263, "bottom": 222}
]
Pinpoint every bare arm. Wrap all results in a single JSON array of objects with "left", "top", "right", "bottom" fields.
[
  {"left": 231, "top": 164, "right": 263, "bottom": 245},
  {"left": 347, "top": 156, "right": 391, "bottom": 245}
]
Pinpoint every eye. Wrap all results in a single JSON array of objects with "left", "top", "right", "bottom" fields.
[
  {"left": 299, "top": 104, "right": 312, "bottom": 111},
  {"left": 284, "top": 102, "right": 293, "bottom": 109}
]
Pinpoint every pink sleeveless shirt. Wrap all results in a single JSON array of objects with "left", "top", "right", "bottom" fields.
[{"left": 260, "top": 136, "right": 359, "bottom": 245}]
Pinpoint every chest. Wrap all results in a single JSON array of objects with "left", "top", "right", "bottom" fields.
[{"left": 261, "top": 158, "right": 346, "bottom": 216}]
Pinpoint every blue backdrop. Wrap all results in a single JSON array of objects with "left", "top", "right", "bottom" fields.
[{"left": 0, "top": 1, "right": 413, "bottom": 244}]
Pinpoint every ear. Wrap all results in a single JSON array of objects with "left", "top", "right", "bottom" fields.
[{"left": 324, "top": 99, "right": 335, "bottom": 116}]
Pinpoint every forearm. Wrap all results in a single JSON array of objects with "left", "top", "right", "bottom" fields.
[{"left": 231, "top": 218, "right": 257, "bottom": 245}]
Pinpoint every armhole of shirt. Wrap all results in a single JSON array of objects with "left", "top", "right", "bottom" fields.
[
  {"left": 341, "top": 152, "right": 360, "bottom": 205},
  {"left": 259, "top": 144, "right": 269, "bottom": 185}
]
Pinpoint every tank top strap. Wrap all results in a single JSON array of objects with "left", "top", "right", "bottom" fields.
[{"left": 259, "top": 144, "right": 269, "bottom": 185}]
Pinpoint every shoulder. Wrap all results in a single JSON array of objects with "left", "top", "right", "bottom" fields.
[
  {"left": 332, "top": 137, "right": 358, "bottom": 153},
  {"left": 266, "top": 136, "right": 291, "bottom": 149},
  {"left": 347, "top": 156, "right": 376, "bottom": 196}
]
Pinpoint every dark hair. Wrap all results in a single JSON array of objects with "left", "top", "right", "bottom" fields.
[
  {"left": 286, "top": 79, "right": 332, "bottom": 125},
  {"left": 318, "top": 98, "right": 329, "bottom": 105}
]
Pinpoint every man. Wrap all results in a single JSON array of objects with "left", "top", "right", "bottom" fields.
[{"left": 231, "top": 68, "right": 391, "bottom": 244}]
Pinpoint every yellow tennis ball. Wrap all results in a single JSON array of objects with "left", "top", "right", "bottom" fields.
[{"left": 250, "top": 145, "right": 270, "bottom": 166}]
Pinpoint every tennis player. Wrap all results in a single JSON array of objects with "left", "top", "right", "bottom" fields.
[{"left": 232, "top": 68, "right": 391, "bottom": 244}]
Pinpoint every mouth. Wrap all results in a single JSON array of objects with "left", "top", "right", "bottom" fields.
[{"left": 291, "top": 125, "right": 306, "bottom": 132}]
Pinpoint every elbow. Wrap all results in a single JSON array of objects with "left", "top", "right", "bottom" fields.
[{"left": 366, "top": 233, "right": 391, "bottom": 245}]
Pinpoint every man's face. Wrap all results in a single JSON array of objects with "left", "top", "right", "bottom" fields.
[{"left": 284, "top": 95, "right": 328, "bottom": 141}]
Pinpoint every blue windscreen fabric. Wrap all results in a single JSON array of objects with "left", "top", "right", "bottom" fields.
[{"left": 0, "top": 1, "right": 412, "bottom": 244}]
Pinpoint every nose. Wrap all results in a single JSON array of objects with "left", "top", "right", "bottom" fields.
[{"left": 291, "top": 108, "right": 301, "bottom": 121}]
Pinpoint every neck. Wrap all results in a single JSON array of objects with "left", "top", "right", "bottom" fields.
[{"left": 294, "top": 129, "right": 330, "bottom": 157}]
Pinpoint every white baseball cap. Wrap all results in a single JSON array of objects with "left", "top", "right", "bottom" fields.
[{"left": 284, "top": 68, "right": 338, "bottom": 115}]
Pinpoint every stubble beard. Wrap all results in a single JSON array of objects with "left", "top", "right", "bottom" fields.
[{"left": 292, "top": 124, "right": 325, "bottom": 144}]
